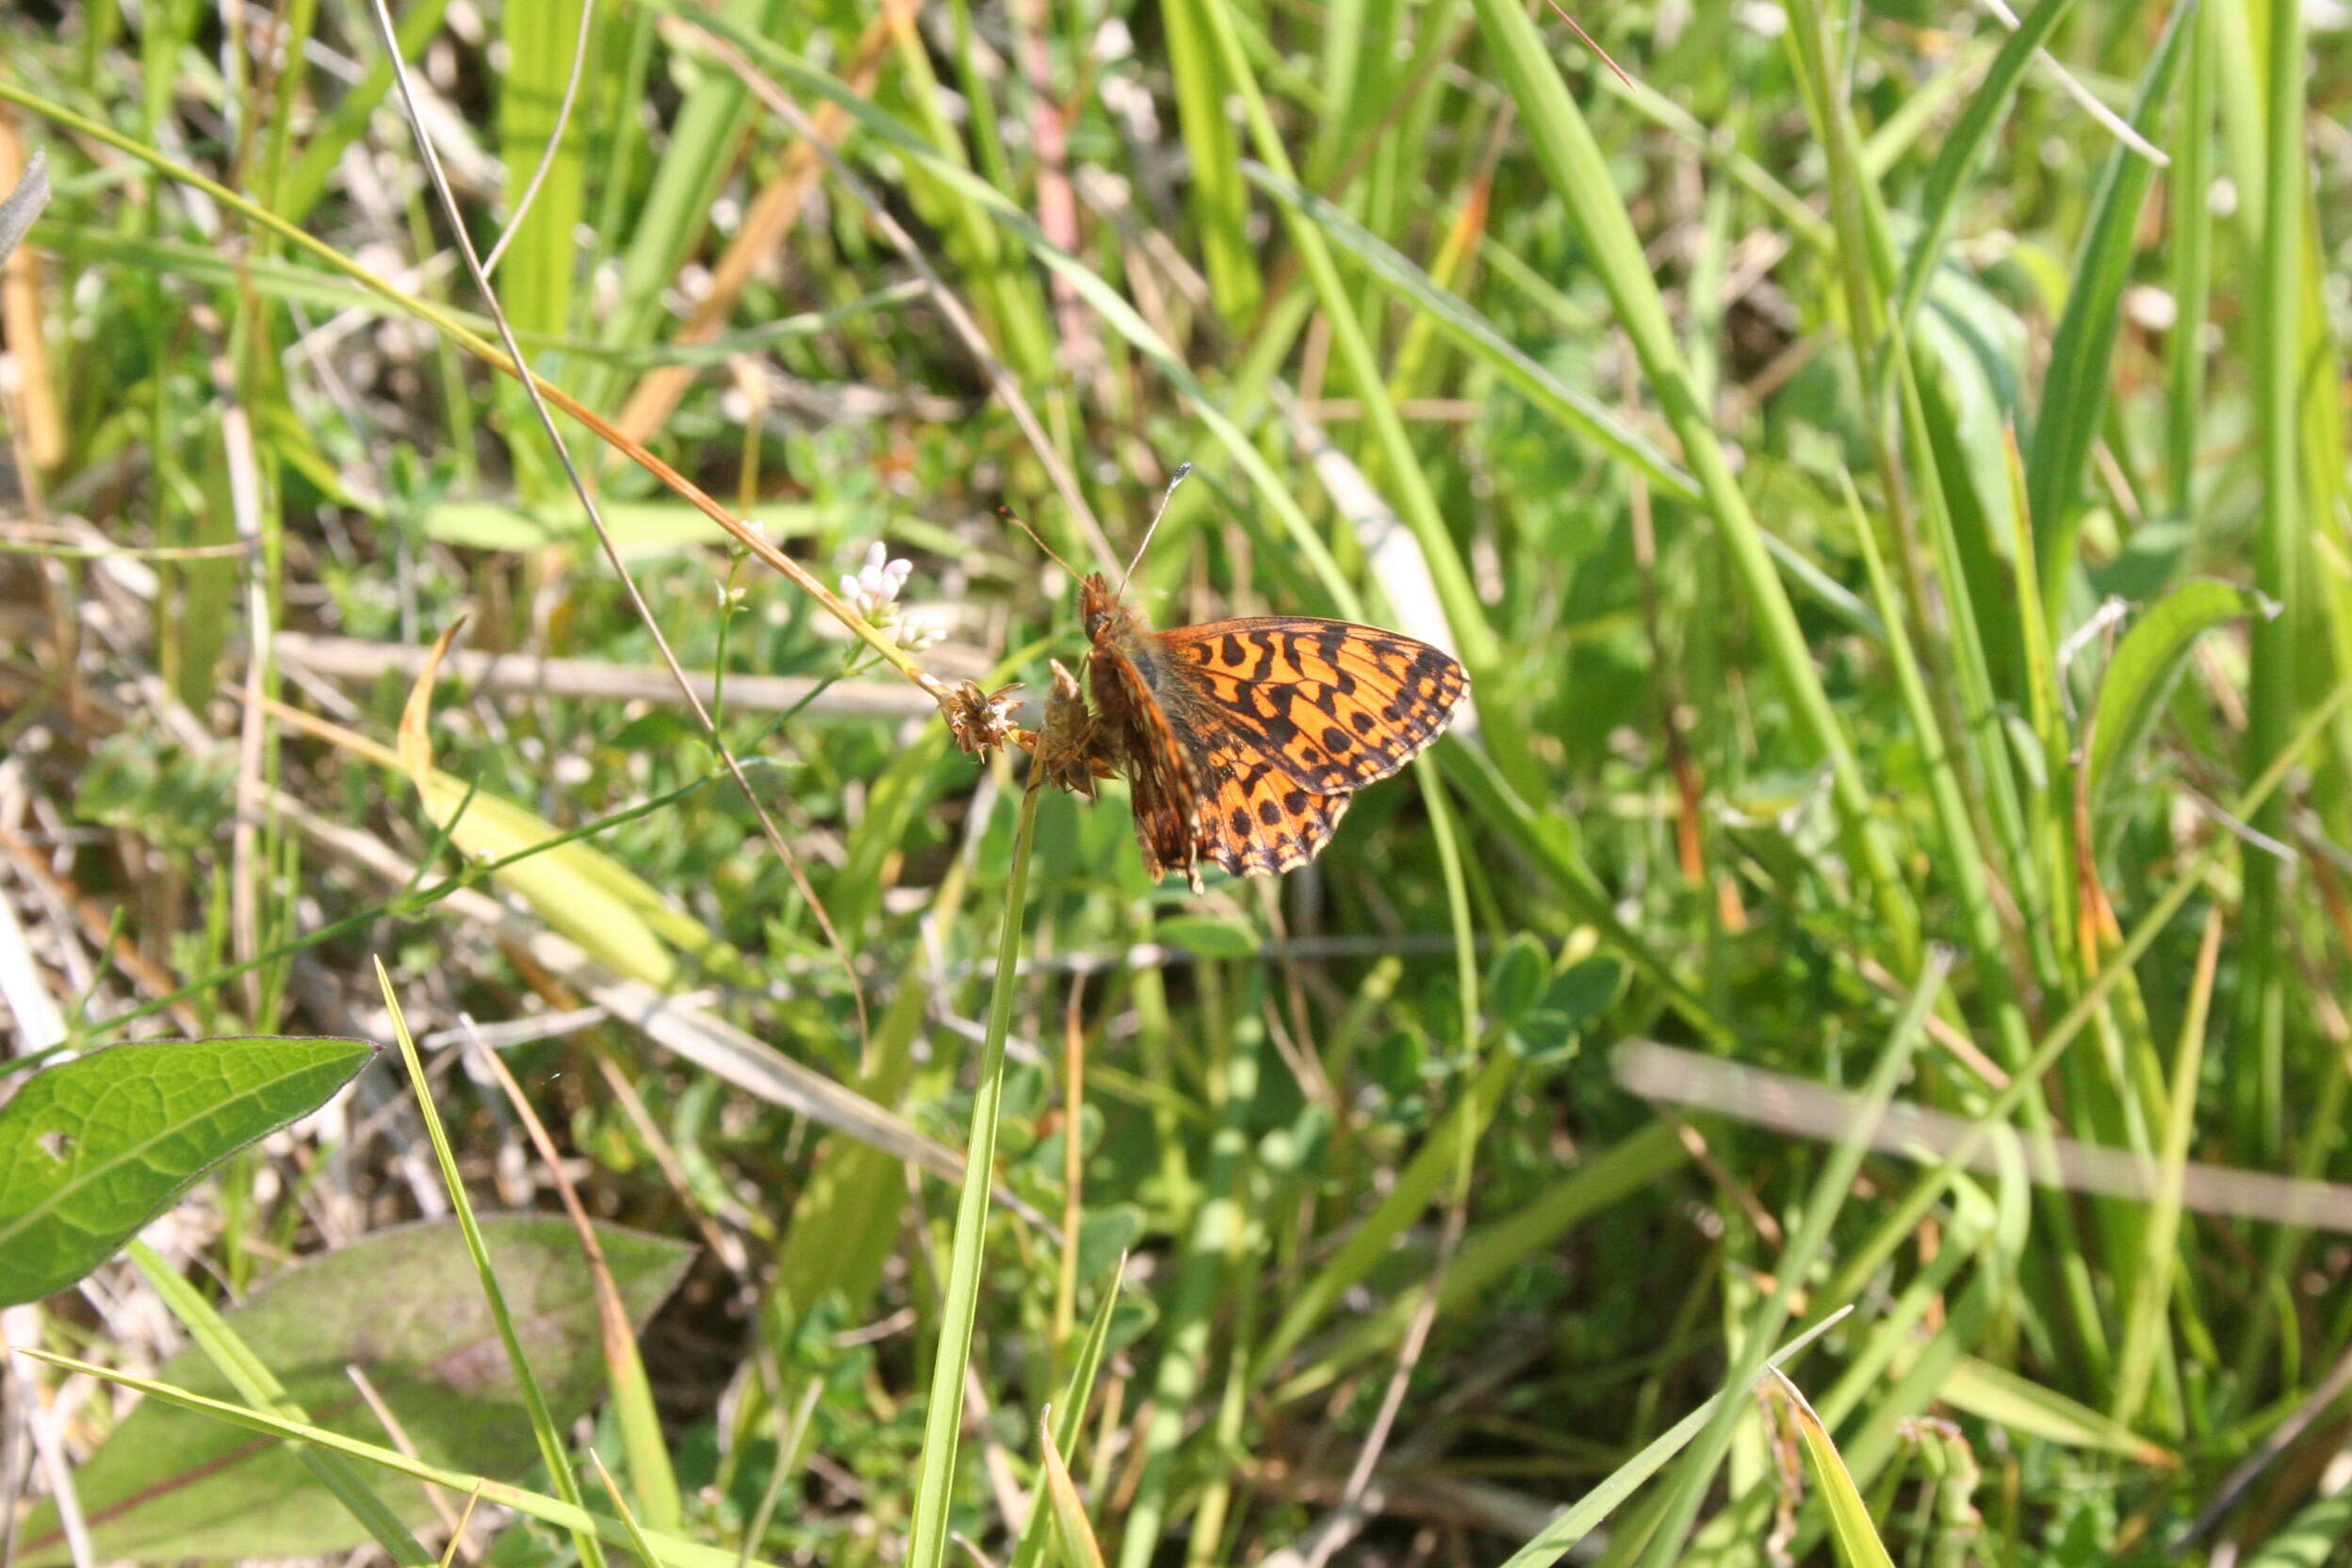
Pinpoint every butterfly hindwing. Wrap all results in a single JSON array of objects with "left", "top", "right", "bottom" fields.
[
  {"left": 1159, "top": 617, "right": 1467, "bottom": 794},
  {"left": 1087, "top": 639, "right": 1204, "bottom": 885},
  {"left": 1187, "top": 720, "right": 1354, "bottom": 877}
]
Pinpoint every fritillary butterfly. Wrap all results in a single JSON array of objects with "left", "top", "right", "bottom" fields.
[{"left": 1080, "top": 572, "right": 1469, "bottom": 890}]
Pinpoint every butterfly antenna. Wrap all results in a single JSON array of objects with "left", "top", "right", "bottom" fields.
[
  {"left": 998, "top": 501, "right": 1083, "bottom": 580},
  {"left": 1119, "top": 462, "right": 1193, "bottom": 592}
]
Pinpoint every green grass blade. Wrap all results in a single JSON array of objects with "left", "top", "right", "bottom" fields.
[
  {"left": 1768, "top": 1370, "right": 1897, "bottom": 1568},
  {"left": 1889, "top": 0, "right": 2086, "bottom": 340},
  {"left": 124, "top": 1240, "right": 433, "bottom": 1567},
  {"left": 905, "top": 782, "right": 1045, "bottom": 1568},
  {"left": 375, "top": 962, "right": 609, "bottom": 1568},
  {"left": 1493, "top": 1311, "right": 1851, "bottom": 1568},
  {"left": 2024, "top": 1, "right": 2198, "bottom": 620}
]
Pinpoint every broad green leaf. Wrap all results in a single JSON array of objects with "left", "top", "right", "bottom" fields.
[
  {"left": 1485, "top": 934, "right": 1551, "bottom": 1023},
  {"left": 0, "top": 1037, "right": 374, "bottom": 1306},
  {"left": 2086, "top": 579, "right": 2275, "bottom": 822},
  {"left": 16, "top": 1216, "right": 693, "bottom": 1564},
  {"left": 2023, "top": 0, "right": 2199, "bottom": 612}
]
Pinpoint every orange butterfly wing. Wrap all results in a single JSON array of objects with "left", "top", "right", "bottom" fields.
[
  {"left": 1187, "top": 722, "right": 1355, "bottom": 878},
  {"left": 1085, "top": 632, "right": 1205, "bottom": 884},
  {"left": 1158, "top": 617, "right": 1469, "bottom": 794},
  {"left": 1080, "top": 574, "right": 1468, "bottom": 889}
]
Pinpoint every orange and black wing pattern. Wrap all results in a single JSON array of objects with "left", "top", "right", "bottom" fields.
[
  {"left": 1080, "top": 577, "right": 1468, "bottom": 888},
  {"left": 1158, "top": 617, "right": 1468, "bottom": 795},
  {"left": 1185, "top": 718, "right": 1355, "bottom": 878}
]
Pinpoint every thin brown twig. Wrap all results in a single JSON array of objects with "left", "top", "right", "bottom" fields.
[
  {"left": 659, "top": 13, "right": 1121, "bottom": 578},
  {"left": 356, "top": 0, "right": 874, "bottom": 1043}
]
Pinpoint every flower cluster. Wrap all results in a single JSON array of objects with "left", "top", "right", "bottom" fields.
[
  {"left": 841, "top": 542, "right": 912, "bottom": 622},
  {"left": 840, "top": 541, "right": 941, "bottom": 652}
]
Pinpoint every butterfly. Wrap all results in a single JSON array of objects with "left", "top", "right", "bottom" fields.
[{"left": 1079, "top": 571, "right": 1469, "bottom": 890}]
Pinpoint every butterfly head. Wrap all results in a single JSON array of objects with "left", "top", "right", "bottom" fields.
[{"left": 1079, "top": 573, "right": 1131, "bottom": 644}]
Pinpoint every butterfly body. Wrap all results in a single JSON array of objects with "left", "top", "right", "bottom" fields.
[{"left": 1079, "top": 572, "right": 1468, "bottom": 890}]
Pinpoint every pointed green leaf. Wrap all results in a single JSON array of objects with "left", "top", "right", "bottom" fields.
[{"left": 0, "top": 1037, "right": 375, "bottom": 1306}]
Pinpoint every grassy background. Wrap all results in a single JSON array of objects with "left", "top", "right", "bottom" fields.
[{"left": 3, "top": 0, "right": 2351, "bottom": 1561}]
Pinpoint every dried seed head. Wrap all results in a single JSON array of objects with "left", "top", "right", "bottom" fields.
[
  {"left": 943, "top": 678, "right": 1024, "bottom": 761},
  {"left": 1024, "top": 660, "right": 1113, "bottom": 800}
]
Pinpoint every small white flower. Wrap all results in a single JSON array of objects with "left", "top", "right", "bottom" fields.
[
  {"left": 900, "top": 618, "right": 944, "bottom": 652},
  {"left": 842, "top": 541, "right": 915, "bottom": 623}
]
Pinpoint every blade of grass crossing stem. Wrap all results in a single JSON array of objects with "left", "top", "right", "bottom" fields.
[
  {"left": 1463, "top": 0, "right": 1918, "bottom": 967},
  {"left": 7, "top": 1348, "right": 762, "bottom": 1568},
  {"left": 473, "top": 1037, "right": 680, "bottom": 1531},
  {"left": 1241, "top": 162, "right": 1701, "bottom": 505},
  {"left": 1009, "top": 1261, "right": 1128, "bottom": 1568},
  {"left": 1770, "top": 1370, "right": 1900, "bottom": 1568},
  {"left": 1888, "top": 0, "right": 2083, "bottom": 343},
  {"left": 1191, "top": 0, "right": 1494, "bottom": 671},
  {"left": 584, "top": 1450, "right": 662, "bottom": 1567},
  {"left": 1038, "top": 1415, "right": 1111, "bottom": 1568},
  {"left": 905, "top": 783, "right": 1045, "bottom": 1568},
  {"left": 374, "top": 960, "right": 610, "bottom": 1568},
  {"left": 1802, "top": 677, "right": 2350, "bottom": 1342},
  {"left": 2234, "top": 0, "right": 2310, "bottom": 1175},
  {"left": 1254, "top": 1043, "right": 1517, "bottom": 1380},
  {"left": 2115, "top": 912, "right": 2222, "bottom": 1429},
  {"left": 1639, "top": 954, "right": 1952, "bottom": 1568},
  {"left": 1114, "top": 998, "right": 1263, "bottom": 1568},
  {"left": 124, "top": 1241, "right": 433, "bottom": 1567},
  {"left": 1494, "top": 1311, "right": 1852, "bottom": 1568}
]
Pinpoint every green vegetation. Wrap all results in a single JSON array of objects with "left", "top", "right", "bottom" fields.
[{"left": 1, "top": 0, "right": 2348, "bottom": 1562}]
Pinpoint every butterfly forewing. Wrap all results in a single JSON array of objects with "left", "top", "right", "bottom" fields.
[{"left": 1160, "top": 617, "right": 1469, "bottom": 794}]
